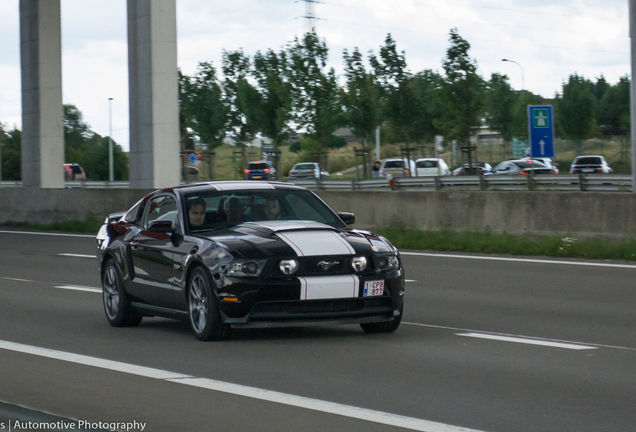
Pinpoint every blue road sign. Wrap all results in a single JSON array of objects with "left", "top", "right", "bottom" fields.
[
  {"left": 528, "top": 105, "right": 555, "bottom": 158},
  {"left": 188, "top": 152, "right": 197, "bottom": 164}
]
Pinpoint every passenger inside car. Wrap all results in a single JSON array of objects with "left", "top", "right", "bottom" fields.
[{"left": 187, "top": 197, "right": 206, "bottom": 228}]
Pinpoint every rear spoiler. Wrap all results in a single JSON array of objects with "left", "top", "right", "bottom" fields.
[{"left": 106, "top": 211, "right": 126, "bottom": 224}]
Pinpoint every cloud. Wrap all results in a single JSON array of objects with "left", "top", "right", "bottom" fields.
[{"left": 0, "top": 0, "right": 631, "bottom": 152}]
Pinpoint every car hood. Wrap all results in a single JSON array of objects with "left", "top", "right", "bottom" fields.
[{"left": 196, "top": 220, "right": 396, "bottom": 260}]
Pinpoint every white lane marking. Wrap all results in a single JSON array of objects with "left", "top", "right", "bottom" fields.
[
  {"left": 400, "top": 251, "right": 636, "bottom": 270},
  {"left": 167, "top": 376, "right": 484, "bottom": 432},
  {"left": 404, "top": 322, "right": 636, "bottom": 352},
  {"left": 405, "top": 279, "right": 417, "bottom": 283},
  {"left": 58, "top": 253, "right": 95, "bottom": 259},
  {"left": 0, "top": 340, "right": 189, "bottom": 380},
  {"left": 0, "top": 230, "right": 95, "bottom": 239},
  {"left": 0, "top": 277, "right": 34, "bottom": 282},
  {"left": 54, "top": 285, "right": 102, "bottom": 293},
  {"left": 456, "top": 333, "right": 597, "bottom": 350},
  {"left": 0, "top": 340, "right": 487, "bottom": 432}
]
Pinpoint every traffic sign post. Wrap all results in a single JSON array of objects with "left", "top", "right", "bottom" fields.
[{"left": 528, "top": 105, "right": 555, "bottom": 158}]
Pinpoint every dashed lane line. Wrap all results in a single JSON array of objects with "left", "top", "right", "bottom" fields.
[
  {"left": 0, "top": 230, "right": 94, "bottom": 239},
  {"left": 0, "top": 277, "right": 34, "bottom": 282},
  {"left": 58, "top": 253, "right": 96, "bottom": 259},
  {"left": 0, "top": 339, "right": 487, "bottom": 432},
  {"left": 54, "top": 285, "right": 102, "bottom": 293},
  {"left": 401, "top": 251, "right": 636, "bottom": 270},
  {"left": 456, "top": 332, "right": 596, "bottom": 350},
  {"left": 403, "top": 322, "right": 636, "bottom": 352}
]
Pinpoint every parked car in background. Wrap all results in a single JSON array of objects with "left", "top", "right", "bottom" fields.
[
  {"left": 64, "top": 163, "right": 87, "bottom": 181},
  {"left": 379, "top": 158, "right": 416, "bottom": 178},
  {"left": 288, "top": 162, "right": 329, "bottom": 179},
  {"left": 415, "top": 158, "right": 451, "bottom": 176},
  {"left": 488, "top": 159, "right": 556, "bottom": 176},
  {"left": 570, "top": 155, "right": 612, "bottom": 174},
  {"left": 522, "top": 157, "right": 559, "bottom": 174},
  {"left": 452, "top": 162, "right": 492, "bottom": 176},
  {"left": 245, "top": 160, "right": 276, "bottom": 180}
]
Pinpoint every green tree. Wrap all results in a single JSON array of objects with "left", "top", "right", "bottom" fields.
[
  {"left": 222, "top": 50, "right": 259, "bottom": 145},
  {"left": 556, "top": 74, "right": 597, "bottom": 153},
  {"left": 180, "top": 64, "right": 228, "bottom": 148},
  {"left": 250, "top": 48, "right": 293, "bottom": 178},
  {"left": 407, "top": 70, "right": 443, "bottom": 146},
  {"left": 486, "top": 73, "right": 516, "bottom": 155},
  {"left": 342, "top": 47, "right": 381, "bottom": 146},
  {"left": 597, "top": 76, "right": 630, "bottom": 136},
  {"left": 287, "top": 32, "right": 342, "bottom": 149},
  {"left": 0, "top": 126, "right": 21, "bottom": 181},
  {"left": 369, "top": 34, "right": 414, "bottom": 144},
  {"left": 438, "top": 28, "right": 484, "bottom": 158}
]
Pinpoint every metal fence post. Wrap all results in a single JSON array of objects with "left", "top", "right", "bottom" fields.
[
  {"left": 479, "top": 175, "right": 487, "bottom": 191},
  {"left": 434, "top": 176, "right": 440, "bottom": 191},
  {"left": 578, "top": 174, "right": 586, "bottom": 192}
]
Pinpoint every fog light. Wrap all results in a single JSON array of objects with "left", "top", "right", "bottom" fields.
[
  {"left": 279, "top": 259, "right": 298, "bottom": 275},
  {"left": 351, "top": 256, "right": 367, "bottom": 272}
]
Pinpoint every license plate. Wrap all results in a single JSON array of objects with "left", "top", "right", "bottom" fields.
[
  {"left": 363, "top": 280, "right": 384, "bottom": 297},
  {"left": 581, "top": 168, "right": 594, "bottom": 173},
  {"left": 253, "top": 176, "right": 262, "bottom": 179},
  {"left": 389, "top": 170, "right": 399, "bottom": 173}
]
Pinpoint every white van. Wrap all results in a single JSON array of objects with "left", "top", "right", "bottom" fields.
[{"left": 415, "top": 158, "right": 451, "bottom": 176}]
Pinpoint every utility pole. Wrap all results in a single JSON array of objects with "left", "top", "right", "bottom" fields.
[
  {"left": 108, "top": 97, "right": 114, "bottom": 182},
  {"left": 299, "top": 0, "right": 321, "bottom": 33},
  {"left": 630, "top": 0, "right": 636, "bottom": 192}
]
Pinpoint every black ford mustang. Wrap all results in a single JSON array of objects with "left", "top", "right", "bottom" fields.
[{"left": 96, "top": 181, "right": 405, "bottom": 340}]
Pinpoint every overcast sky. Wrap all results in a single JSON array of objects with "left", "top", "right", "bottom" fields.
[{"left": 0, "top": 0, "right": 630, "bottom": 151}]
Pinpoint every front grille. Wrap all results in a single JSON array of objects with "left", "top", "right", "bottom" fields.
[
  {"left": 299, "top": 257, "right": 350, "bottom": 275},
  {"left": 249, "top": 297, "right": 393, "bottom": 322}
]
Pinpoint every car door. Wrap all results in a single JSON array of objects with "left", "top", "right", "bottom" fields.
[{"left": 128, "top": 194, "right": 181, "bottom": 308}]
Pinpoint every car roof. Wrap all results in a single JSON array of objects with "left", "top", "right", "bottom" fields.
[
  {"left": 415, "top": 158, "right": 443, "bottom": 161},
  {"left": 169, "top": 181, "right": 308, "bottom": 195}
]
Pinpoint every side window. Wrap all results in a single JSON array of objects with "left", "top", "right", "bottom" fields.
[{"left": 143, "top": 195, "right": 178, "bottom": 229}]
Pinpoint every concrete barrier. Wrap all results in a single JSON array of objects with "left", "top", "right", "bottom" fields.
[{"left": 1, "top": 188, "right": 634, "bottom": 240}]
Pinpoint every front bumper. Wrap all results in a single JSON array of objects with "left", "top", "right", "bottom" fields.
[{"left": 216, "top": 271, "right": 404, "bottom": 328}]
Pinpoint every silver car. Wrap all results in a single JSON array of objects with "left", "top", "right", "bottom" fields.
[{"left": 570, "top": 155, "right": 612, "bottom": 174}]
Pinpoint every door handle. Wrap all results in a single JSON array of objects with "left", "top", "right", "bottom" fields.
[{"left": 129, "top": 240, "right": 139, "bottom": 248}]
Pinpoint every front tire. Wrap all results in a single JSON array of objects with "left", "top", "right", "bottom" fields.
[
  {"left": 188, "top": 267, "right": 230, "bottom": 341},
  {"left": 360, "top": 304, "right": 403, "bottom": 334},
  {"left": 102, "top": 258, "right": 142, "bottom": 327}
]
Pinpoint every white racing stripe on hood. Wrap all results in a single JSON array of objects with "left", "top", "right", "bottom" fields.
[{"left": 277, "top": 230, "right": 356, "bottom": 257}]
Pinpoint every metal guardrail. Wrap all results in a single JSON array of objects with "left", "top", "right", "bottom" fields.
[{"left": 0, "top": 175, "right": 633, "bottom": 192}]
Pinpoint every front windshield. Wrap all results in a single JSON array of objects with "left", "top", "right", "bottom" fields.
[{"left": 183, "top": 188, "right": 345, "bottom": 233}]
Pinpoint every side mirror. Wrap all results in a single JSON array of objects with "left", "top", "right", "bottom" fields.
[
  {"left": 147, "top": 220, "right": 174, "bottom": 233},
  {"left": 338, "top": 212, "right": 355, "bottom": 226}
]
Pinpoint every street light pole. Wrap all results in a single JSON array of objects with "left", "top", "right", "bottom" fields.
[
  {"left": 502, "top": 58, "right": 525, "bottom": 91},
  {"left": 108, "top": 97, "right": 114, "bottom": 182}
]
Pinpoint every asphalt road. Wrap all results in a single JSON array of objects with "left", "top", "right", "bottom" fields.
[{"left": 0, "top": 229, "right": 634, "bottom": 432}]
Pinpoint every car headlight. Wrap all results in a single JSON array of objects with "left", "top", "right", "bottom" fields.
[
  {"left": 375, "top": 255, "right": 400, "bottom": 272},
  {"left": 226, "top": 260, "right": 266, "bottom": 277},
  {"left": 279, "top": 259, "right": 298, "bottom": 275},
  {"left": 351, "top": 256, "right": 367, "bottom": 272}
]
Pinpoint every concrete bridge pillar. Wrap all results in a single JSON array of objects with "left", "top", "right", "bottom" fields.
[
  {"left": 19, "top": 0, "right": 64, "bottom": 188},
  {"left": 127, "top": 0, "right": 180, "bottom": 189}
]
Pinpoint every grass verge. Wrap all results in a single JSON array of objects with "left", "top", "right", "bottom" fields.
[
  {"left": 375, "top": 224, "right": 636, "bottom": 262},
  {"left": 0, "top": 217, "right": 103, "bottom": 234}
]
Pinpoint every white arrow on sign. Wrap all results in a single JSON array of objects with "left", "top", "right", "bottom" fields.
[{"left": 539, "top": 140, "right": 545, "bottom": 155}]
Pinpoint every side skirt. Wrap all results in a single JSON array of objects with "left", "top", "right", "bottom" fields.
[{"left": 131, "top": 302, "right": 189, "bottom": 322}]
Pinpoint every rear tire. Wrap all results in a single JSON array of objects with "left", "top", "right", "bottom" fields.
[
  {"left": 102, "top": 258, "right": 142, "bottom": 327},
  {"left": 187, "top": 267, "right": 230, "bottom": 341},
  {"left": 360, "top": 304, "right": 403, "bottom": 334}
]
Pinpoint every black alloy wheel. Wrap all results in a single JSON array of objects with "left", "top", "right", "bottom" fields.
[
  {"left": 102, "top": 259, "right": 142, "bottom": 327},
  {"left": 187, "top": 266, "right": 230, "bottom": 341}
]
